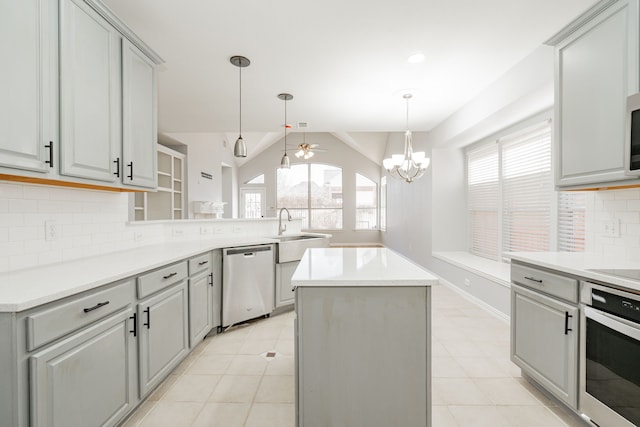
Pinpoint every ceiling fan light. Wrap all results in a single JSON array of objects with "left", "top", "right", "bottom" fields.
[
  {"left": 234, "top": 135, "right": 247, "bottom": 158},
  {"left": 306, "top": 151, "right": 314, "bottom": 159},
  {"left": 295, "top": 149, "right": 304, "bottom": 158}
]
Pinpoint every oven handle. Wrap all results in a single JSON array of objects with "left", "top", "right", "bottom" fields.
[{"left": 584, "top": 306, "right": 640, "bottom": 340}]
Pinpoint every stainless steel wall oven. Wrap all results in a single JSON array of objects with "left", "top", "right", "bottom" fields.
[{"left": 580, "top": 280, "right": 640, "bottom": 427}]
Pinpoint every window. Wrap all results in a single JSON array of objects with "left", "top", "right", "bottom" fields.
[
  {"left": 276, "top": 164, "right": 343, "bottom": 229},
  {"left": 240, "top": 188, "right": 265, "bottom": 218},
  {"left": 466, "top": 120, "right": 552, "bottom": 261},
  {"left": 558, "top": 192, "right": 586, "bottom": 252},
  {"left": 355, "top": 174, "right": 377, "bottom": 229},
  {"left": 380, "top": 176, "right": 387, "bottom": 231}
]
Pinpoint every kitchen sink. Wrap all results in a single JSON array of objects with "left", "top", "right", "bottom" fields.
[{"left": 272, "top": 234, "right": 330, "bottom": 263}]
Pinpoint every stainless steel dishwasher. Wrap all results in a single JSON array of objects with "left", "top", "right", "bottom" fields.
[{"left": 222, "top": 244, "right": 275, "bottom": 327}]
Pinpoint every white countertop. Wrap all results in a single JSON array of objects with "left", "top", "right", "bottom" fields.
[
  {"left": 0, "top": 234, "right": 328, "bottom": 312},
  {"left": 510, "top": 252, "right": 640, "bottom": 292},
  {"left": 291, "top": 247, "right": 439, "bottom": 287}
]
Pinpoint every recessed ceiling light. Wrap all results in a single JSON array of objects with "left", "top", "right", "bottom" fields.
[{"left": 407, "top": 53, "right": 425, "bottom": 64}]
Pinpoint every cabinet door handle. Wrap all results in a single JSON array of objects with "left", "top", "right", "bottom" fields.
[
  {"left": 144, "top": 307, "right": 151, "bottom": 329},
  {"left": 45, "top": 141, "right": 54, "bottom": 168},
  {"left": 564, "top": 312, "right": 573, "bottom": 335},
  {"left": 524, "top": 276, "right": 543, "bottom": 284},
  {"left": 83, "top": 301, "right": 110, "bottom": 313},
  {"left": 129, "top": 313, "right": 137, "bottom": 337},
  {"left": 113, "top": 158, "right": 121, "bottom": 177},
  {"left": 163, "top": 272, "right": 178, "bottom": 280},
  {"left": 127, "top": 162, "right": 134, "bottom": 180},
  {"left": 209, "top": 272, "right": 213, "bottom": 286},
  {"left": 198, "top": 260, "right": 209, "bottom": 266}
]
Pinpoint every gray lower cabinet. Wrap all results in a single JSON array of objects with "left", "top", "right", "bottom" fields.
[
  {"left": 275, "top": 261, "right": 298, "bottom": 308},
  {"left": 295, "top": 286, "right": 431, "bottom": 427},
  {"left": 30, "top": 308, "right": 136, "bottom": 427},
  {"left": 137, "top": 281, "right": 189, "bottom": 397},
  {"left": 188, "top": 252, "right": 213, "bottom": 346},
  {"left": 511, "top": 282, "right": 579, "bottom": 408}
]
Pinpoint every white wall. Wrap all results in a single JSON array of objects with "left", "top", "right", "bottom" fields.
[
  {"left": 383, "top": 46, "right": 557, "bottom": 316},
  {"left": 383, "top": 45, "right": 640, "bottom": 316},
  {"left": 163, "top": 132, "right": 239, "bottom": 219},
  {"left": 0, "top": 180, "right": 301, "bottom": 273},
  {"left": 585, "top": 188, "right": 640, "bottom": 259},
  {"left": 238, "top": 132, "right": 382, "bottom": 245}
]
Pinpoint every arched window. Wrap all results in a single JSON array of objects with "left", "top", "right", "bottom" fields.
[
  {"left": 276, "top": 164, "right": 343, "bottom": 230},
  {"left": 355, "top": 173, "right": 377, "bottom": 230}
]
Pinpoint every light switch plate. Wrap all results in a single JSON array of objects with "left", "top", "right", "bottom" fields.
[{"left": 602, "top": 219, "right": 620, "bottom": 237}]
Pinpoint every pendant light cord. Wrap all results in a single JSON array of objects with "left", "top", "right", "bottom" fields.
[
  {"left": 284, "top": 98, "right": 287, "bottom": 154},
  {"left": 238, "top": 65, "right": 242, "bottom": 137}
]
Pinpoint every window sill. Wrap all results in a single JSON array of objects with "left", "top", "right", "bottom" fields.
[{"left": 432, "top": 251, "right": 511, "bottom": 288}]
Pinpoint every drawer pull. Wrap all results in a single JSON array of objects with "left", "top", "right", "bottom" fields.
[
  {"left": 524, "top": 276, "right": 543, "bottom": 284},
  {"left": 83, "top": 301, "right": 110, "bottom": 313},
  {"left": 144, "top": 307, "right": 151, "bottom": 329},
  {"left": 127, "top": 162, "right": 134, "bottom": 180},
  {"left": 198, "top": 260, "right": 209, "bottom": 266},
  {"left": 163, "top": 272, "right": 178, "bottom": 280},
  {"left": 209, "top": 272, "right": 213, "bottom": 287},
  {"left": 130, "top": 313, "right": 137, "bottom": 337},
  {"left": 564, "top": 312, "right": 573, "bottom": 335}
]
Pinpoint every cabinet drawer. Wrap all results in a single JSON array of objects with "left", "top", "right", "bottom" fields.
[
  {"left": 26, "top": 280, "right": 133, "bottom": 352},
  {"left": 511, "top": 263, "right": 578, "bottom": 303},
  {"left": 188, "top": 252, "right": 212, "bottom": 276},
  {"left": 137, "top": 261, "right": 188, "bottom": 298}
]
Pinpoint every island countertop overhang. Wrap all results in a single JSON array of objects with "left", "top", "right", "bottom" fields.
[{"left": 291, "top": 247, "right": 439, "bottom": 287}]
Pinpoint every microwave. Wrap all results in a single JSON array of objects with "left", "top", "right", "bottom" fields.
[{"left": 626, "top": 92, "right": 640, "bottom": 175}]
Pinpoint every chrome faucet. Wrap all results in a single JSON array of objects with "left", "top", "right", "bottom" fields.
[{"left": 278, "top": 207, "right": 292, "bottom": 235}]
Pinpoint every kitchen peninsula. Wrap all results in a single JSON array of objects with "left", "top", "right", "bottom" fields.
[{"left": 292, "top": 247, "right": 439, "bottom": 427}]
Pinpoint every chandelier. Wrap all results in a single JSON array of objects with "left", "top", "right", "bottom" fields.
[{"left": 382, "top": 94, "right": 430, "bottom": 183}]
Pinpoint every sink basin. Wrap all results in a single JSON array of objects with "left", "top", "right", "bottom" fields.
[{"left": 272, "top": 234, "right": 330, "bottom": 263}]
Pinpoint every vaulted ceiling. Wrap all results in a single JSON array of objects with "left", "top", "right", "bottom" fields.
[{"left": 103, "top": 0, "right": 597, "bottom": 164}]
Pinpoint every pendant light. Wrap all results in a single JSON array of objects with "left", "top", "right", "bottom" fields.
[
  {"left": 278, "top": 93, "right": 293, "bottom": 169},
  {"left": 382, "top": 93, "right": 430, "bottom": 183},
  {"left": 230, "top": 55, "right": 250, "bottom": 158}
]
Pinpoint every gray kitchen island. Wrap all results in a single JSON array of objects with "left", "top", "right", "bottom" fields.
[{"left": 292, "top": 247, "right": 439, "bottom": 427}]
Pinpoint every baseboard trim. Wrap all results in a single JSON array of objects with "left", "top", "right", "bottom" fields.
[{"left": 437, "top": 277, "right": 510, "bottom": 323}]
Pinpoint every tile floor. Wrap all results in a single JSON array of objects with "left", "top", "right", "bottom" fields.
[{"left": 121, "top": 284, "right": 587, "bottom": 427}]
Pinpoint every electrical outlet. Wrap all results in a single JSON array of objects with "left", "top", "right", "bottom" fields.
[
  {"left": 214, "top": 227, "right": 224, "bottom": 234},
  {"left": 464, "top": 278, "right": 470, "bottom": 287},
  {"left": 134, "top": 231, "right": 144, "bottom": 241},
  {"left": 172, "top": 228, "right": 184, "bottom": 237},
  {"left": 233, "top": 226, "right": 242, "bottom": 233},
  {"left": 200, "top": 226, "right": 213, "bottom": 235},
  {"left": 45, "top": 221, "right": 58, "bottom": 241},
  {"left": 602, "top": 219, "right": 620, "bottom": 237}
]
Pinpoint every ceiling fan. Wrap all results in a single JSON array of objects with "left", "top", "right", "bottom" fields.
[{"left": 285, "top": 133, "right": 326, "bottom": 160}]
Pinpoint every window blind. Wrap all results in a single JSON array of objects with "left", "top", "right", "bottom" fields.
[
  {"left": 501, "top": 123, "right": 552, "bottom": 258},
  {"left": 467, "top": 144, "right": 500, "bottom": 260},
  {"left": 558, "top": 192, "right": 586, "bottom": 252}
]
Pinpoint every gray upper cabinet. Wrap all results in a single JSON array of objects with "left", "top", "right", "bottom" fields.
[
  {"left": 0, "top": 0, "right": 57, "bottom": 174},
  {"left": 59, "top": 0, "right": 121, "bottom": 183},
  {"left": 0, "top": 0, "right": 161, "bottom": 190},
  {"left": 29, "top": 308, "right": 136, "bottom": 427},
  {"left": 552, "top": 0, "right": 640, "bottom": 189},
  {"left": 122, "top": 39, "right": 157, "bottom": 189}
]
